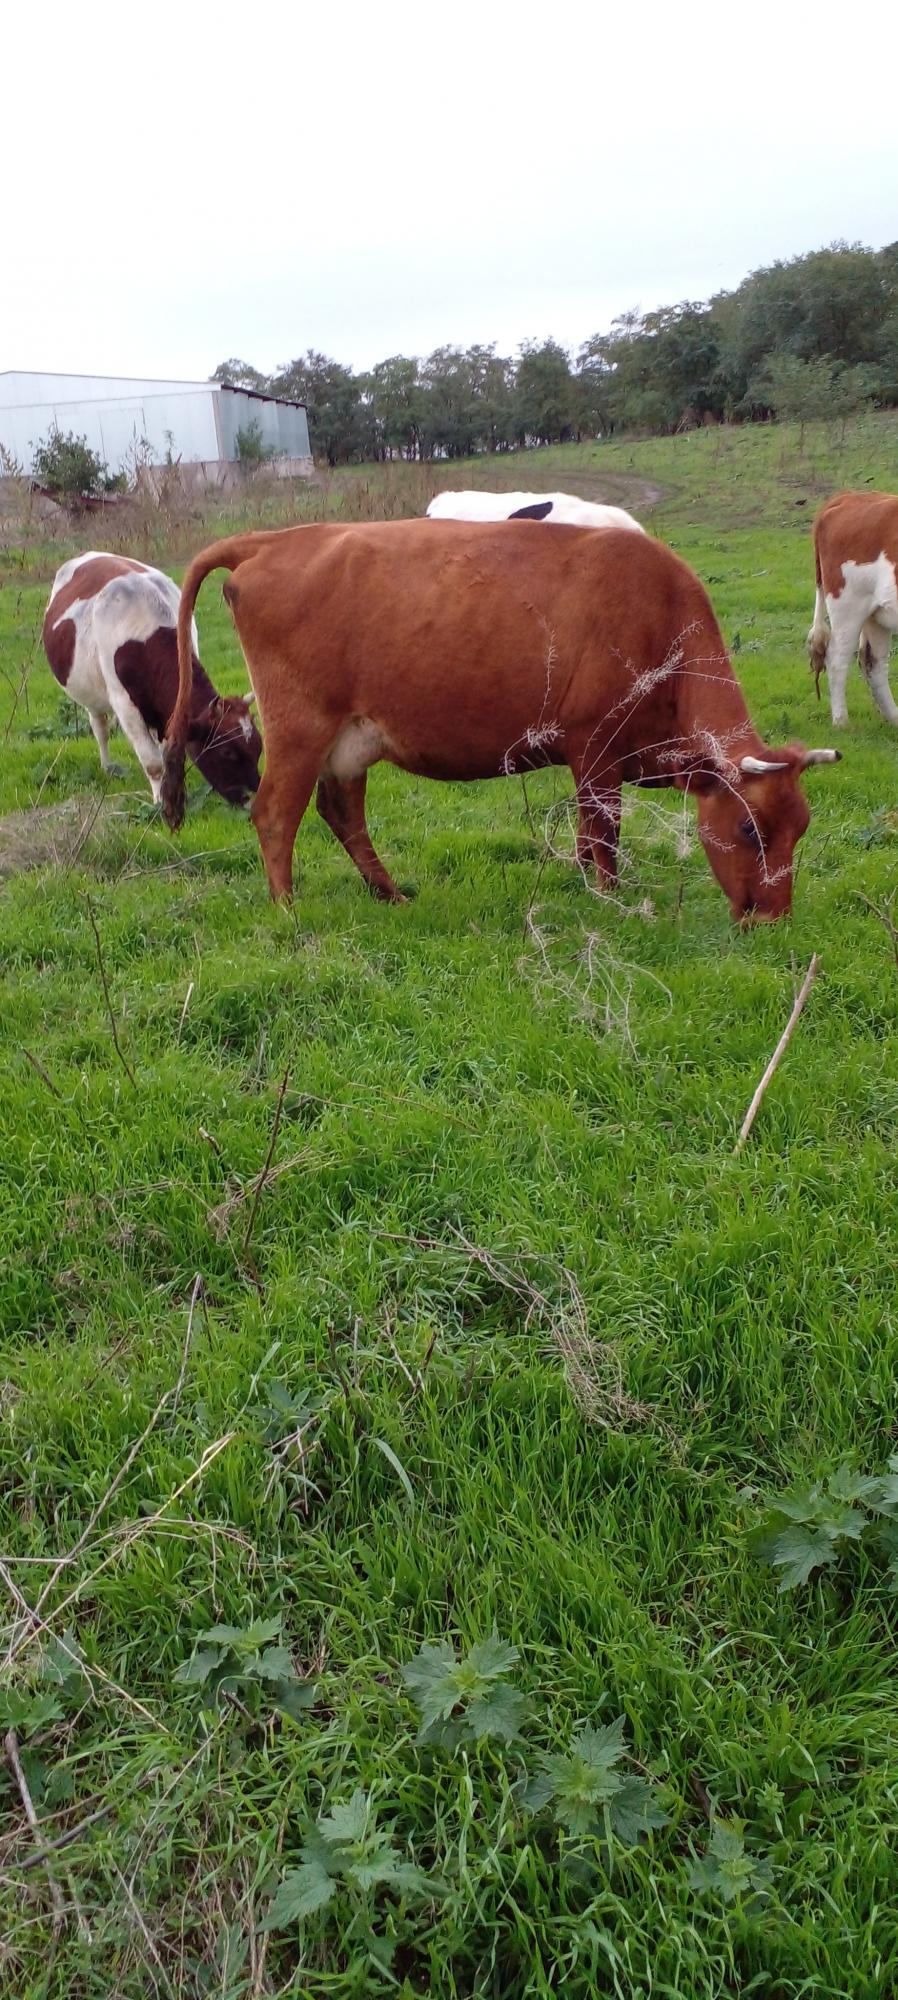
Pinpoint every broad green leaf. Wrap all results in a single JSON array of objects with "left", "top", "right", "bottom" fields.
[
  {"left": 465, "top": 1635, "right": 520, "bottom": 1681},
  {"left": 39, "top": 1630, "right": 88, "bottom": 1694},
  {"left": 174, "top": 1647, "right": 225, "bottom": 1687},
  {"left": 518, "top": 1769, "right": 557, "bottom": 1813},
  {"left": 465, "top": 1684, "right": 529, "bottom": 1745},
  {"left": 755, "top": 1523, "right": 840, "bottom": 1590},
  {"left": 688, "top": 1819, "right": 775, "bottom": 1906},
  {"left": 402, "top": 1640, "right": 461, "bottom": 1729},
  {"left": 199, "top": 1617, "right": 282, "bottom": 1653},
  {"left": 271, "top": 1677, "right": 317, "bottom": 1720},
  {"left": 608, "top": 1777, "right": 670, "bottom": 1843},
  {"left": 0, "top": 1687, "right": 63, "bottom": 1732},
  {"left": 264, "top": 1860, "right": 335, "bottom": 1926},
  {"left": 572, "top": 1718, "right": 629, "bottom": 1769},
  {"left": 254, "top": 1646, "right": 295, "bottom": 1682},
  {"left": 318, "top": 1789, "right": 370, "bottom": 1849}
]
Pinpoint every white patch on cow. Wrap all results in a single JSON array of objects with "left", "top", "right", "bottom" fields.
[
  {"left": 323, "top": 718, "right": 392, "bottom": 783},
  {"left": 426, "top": 490, "right": 645, "bottom": 533},
  {"left": 239, "top": 712, "right": 253, "bottom": 742},
  {"left": 819, "top": 552, "right": 898, "bottom": 726}
]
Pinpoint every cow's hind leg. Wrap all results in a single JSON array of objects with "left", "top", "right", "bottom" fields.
[
  {"left": 316, "top": 773, "right": 406, "bottom": 901},
  {"left": 250, "top": 745, "right": 330, "bottom": 902},
  {"left": 822, "top": 614, "right": 857, "bottom": 728},
  {"left": 860, "top": 620, "right": 898, "bottom": 724}
]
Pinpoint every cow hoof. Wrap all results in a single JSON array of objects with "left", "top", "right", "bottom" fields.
[{"left": 104, "top": 762, "right": 127, "bottom": 779}]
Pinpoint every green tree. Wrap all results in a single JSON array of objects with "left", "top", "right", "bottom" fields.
[
  {"left": 514, "top": 338, "right": 577, "bottom": 444},
  {"left": 363, "top": 355, "right": 424, "bottom": 460}
]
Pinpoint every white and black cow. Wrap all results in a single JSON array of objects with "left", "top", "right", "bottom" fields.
[
  {"left": 426, "top": 489, "right": 645, "bottom": 532},
  {"left": 43, "top": 552, "right": 262, "bottom": 804}
]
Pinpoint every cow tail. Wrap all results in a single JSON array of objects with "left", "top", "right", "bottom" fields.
[{"left": 161, "top": 536, "right": 254, "bottom": 830}]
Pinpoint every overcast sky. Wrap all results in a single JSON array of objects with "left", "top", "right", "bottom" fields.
[{"left": 5, "top": 0, "right": 896, "bottom": 383}]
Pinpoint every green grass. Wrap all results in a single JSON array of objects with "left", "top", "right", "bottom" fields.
[{"left": 1, "top": 416, "right": 898, "bottom": 1996}]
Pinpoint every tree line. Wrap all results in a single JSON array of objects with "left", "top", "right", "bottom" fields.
[{"left": 213, "top": 240, "right": 898, "bottom": 465}]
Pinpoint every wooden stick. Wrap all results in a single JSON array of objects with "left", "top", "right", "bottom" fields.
[
  {"left": 734, "top": 954, "right": 819, "bottom": 1156},
  {"left": 5, "top": 1728, "right": 66, "bottom": 1925}
]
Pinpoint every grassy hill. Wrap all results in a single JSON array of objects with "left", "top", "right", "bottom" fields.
[{"left": 1, "top": 415, "right": 897, "bottom": 1996}]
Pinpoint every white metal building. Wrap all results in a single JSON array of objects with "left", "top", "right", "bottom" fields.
[{"left": 0, "top": 371, "right": 312, "bottom": 477}]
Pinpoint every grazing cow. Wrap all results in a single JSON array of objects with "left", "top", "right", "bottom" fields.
[
  {"left": 426, "top": 489, "right": 644, "bottom": 532},
  {"left": 43, "top": 552, "right": 262, "bottom": 805},
  {"left": 161, "top": 520, "right": 839, "bottom": 922},
  {"left": 807, "top": 491, "right": 898, "bottom": 726}
]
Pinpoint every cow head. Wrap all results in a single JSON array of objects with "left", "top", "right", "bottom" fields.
[
  {"left": 187, "top": 694, "right": 262, "bottom": 806},
  {"left": 676, "top": 746, "right": 840, "bottom": 921}
]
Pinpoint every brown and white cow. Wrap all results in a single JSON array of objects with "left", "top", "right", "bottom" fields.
[
  {"left": 161, "top": 519, "right": 838, "bottom": 922},
  {"left": 43, "top": 552, "right": 262, "bottom": 805},
  {"left": 808, "top": 491, "right": 898, "bottom": 727}
]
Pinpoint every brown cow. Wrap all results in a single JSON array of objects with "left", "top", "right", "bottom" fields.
[
  {"left": 161, "top": 520, "right": 838, "bottom": 921},
  {"left": 43, "top": 551, "right": 262, "bottom": 805},
  {"left": 808, "top": 491, "right": 898, "bottom": 726}
]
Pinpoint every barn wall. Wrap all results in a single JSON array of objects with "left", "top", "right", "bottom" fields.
[
  {"left": 0, "top": 374, "right": 312, "bottom": 477},
  {"left": 0, "top": 389, "right": 220, "bottom": 475},
  {"left": 0, "top": 371, "right": 210, "bottom": 408},
  {"left": 216, "top": 389, "right": 312, "bottom": 463}
]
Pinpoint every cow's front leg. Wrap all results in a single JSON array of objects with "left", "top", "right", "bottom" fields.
[
  {"left": 316, "top": 773, "right": 405, "bottom": 901},
  {"left": 572, "top": 760, "right": 622, "bottom": 888},
  {"left": 104, "top": 685, "right": 165, "bottom": 798},
  {"left": 87, "top": 710, "right": 126, "bottom": 779}
]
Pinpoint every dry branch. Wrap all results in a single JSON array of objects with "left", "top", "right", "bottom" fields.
[
  {"left": 86, "top": 895, "right": 137, "bottom": 1087},
  {"left": 5, "top": 1728, "right": 66, "bottom": 1925},
  {"left": 733, "top": 954, "right": 819, "bottom": 1156},
  {"left": 243, "top": 1067, "right": 291, "bottom": 1255}
]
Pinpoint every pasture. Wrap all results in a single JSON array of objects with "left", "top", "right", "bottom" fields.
[{"left": 1, "top": 415, "right": 898, "bottom": 1997}]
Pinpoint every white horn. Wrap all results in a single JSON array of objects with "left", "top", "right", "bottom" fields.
[
  {"left": 739, "top": 754, "right": 789, "bottom": 775},
  {"left": 245, "top": 693, "right": 258, "bottom": 712},
  {"left": 799, "top": 747, "right": 841, "bottom": 766}
]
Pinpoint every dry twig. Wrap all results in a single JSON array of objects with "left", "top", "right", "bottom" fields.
[
  {"left": 86, "top": 895, "right": 137, "bottom": 1087},
  {"left": 733, "top": 954, "right": 820, "bottom": 1156},
  {"left": 5, "top": 1728, "right": 66, "bottom": 1925}
]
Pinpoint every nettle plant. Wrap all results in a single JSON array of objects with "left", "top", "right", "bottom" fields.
[
  {"left": 264, "top": 1633, "right": 672, "bottom": 1953},
  {"left": 748, "top": 1461, "right": 898, "bottom": 1591},
  {"left": 174, "top": 1616, "right": 316, "bottom": 1724}
]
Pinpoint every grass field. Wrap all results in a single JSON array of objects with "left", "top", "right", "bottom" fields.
[{"left": 1, "top": 416, "right": 898, "bottom": 1997}]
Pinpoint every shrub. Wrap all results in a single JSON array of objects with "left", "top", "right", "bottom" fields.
[
  {"left": 31, "top": 425, "right": 113, "bottom": 500},
  {"left": 235, "top": 419, "right": 277, "bottom": 467}
]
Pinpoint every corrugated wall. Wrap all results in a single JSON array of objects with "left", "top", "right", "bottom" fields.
[{"left": 0, "top": 380, "right": 311, "bottom": 475}]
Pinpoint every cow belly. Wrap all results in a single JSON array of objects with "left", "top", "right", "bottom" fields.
[
  {"left": 60, "top": 629, "right": 108, "bottom": 712},
  {"left": 323, "top": 713, "right": 565, "bottom": 785}
]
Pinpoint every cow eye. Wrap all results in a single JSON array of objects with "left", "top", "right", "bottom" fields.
[{"left": 739, "top": 818, "right": 762, "bottom": 847}]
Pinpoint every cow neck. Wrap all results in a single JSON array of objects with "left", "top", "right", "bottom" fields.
[{"left": 671, "top": 610, "right": 761, "bottom": 770}]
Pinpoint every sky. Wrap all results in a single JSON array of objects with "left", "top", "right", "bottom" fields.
[{"left": 5, "top": 0, "right": 897, "bottom": 383}]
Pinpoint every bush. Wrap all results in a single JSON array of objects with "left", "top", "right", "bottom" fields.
[
  {"left": 235, "top": 419, "right": 277, "bottom": 467},
  {"left": 31, "top": 425, "right": 113, "bottom": 500}
]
